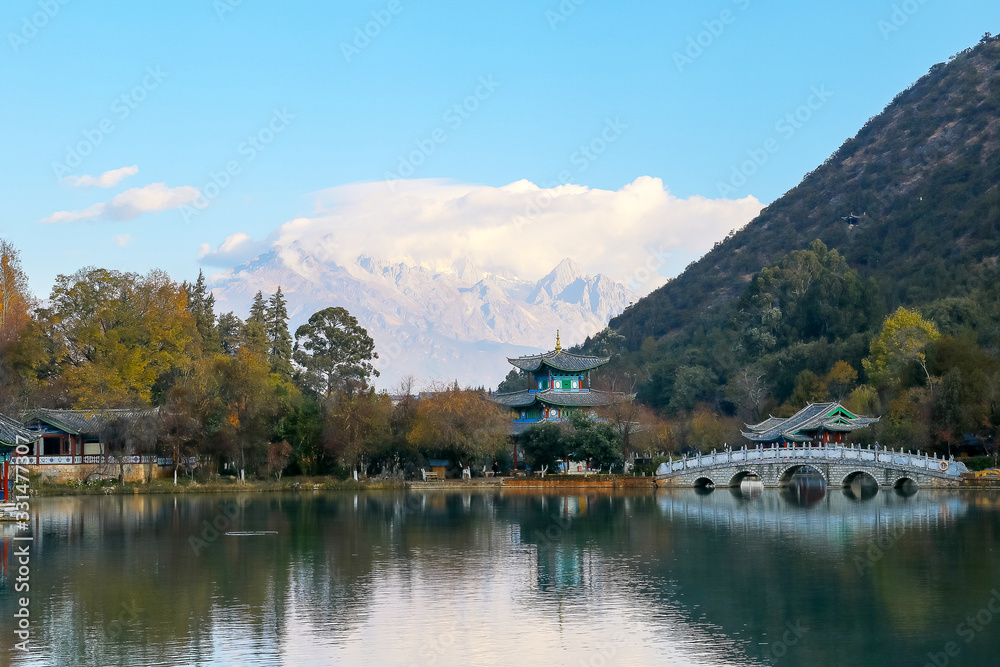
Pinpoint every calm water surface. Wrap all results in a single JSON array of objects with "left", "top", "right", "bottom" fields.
[{"left": 2, "top": 485, "right": 999, "bottom": 666}]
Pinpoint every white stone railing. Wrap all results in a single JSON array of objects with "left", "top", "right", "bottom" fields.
[{"left": 657, "top": 443, "right": 969, "bottom": 478}]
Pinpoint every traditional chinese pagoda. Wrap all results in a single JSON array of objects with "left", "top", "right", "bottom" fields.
[
  {"left": 742, "top": 402, "right": 879, "bottom": 446},
  {"left": 491, "top": 332, "right": 623, "bottom": 433}
]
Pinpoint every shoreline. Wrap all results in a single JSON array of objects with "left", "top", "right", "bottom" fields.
[{"left": 25, "top": 474, "right": 999, "bottom": 497}]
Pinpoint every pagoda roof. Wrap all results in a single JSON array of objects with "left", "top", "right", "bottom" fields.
[
  {"left": 742, "top": 403, "right": 879, "bottom": 443},
  {"left": 0, "top": 412, "right": 39, "bottom": 447},
  {"left": 507, "top": 350, "right": 610, "bottom": 373},
  {"left": 490, "top": 389, "right": 626, "bottom": 409}
]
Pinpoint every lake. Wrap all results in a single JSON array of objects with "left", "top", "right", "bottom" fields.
[{"left": 2, "top": 484, "right": 999, "bottom": 666}]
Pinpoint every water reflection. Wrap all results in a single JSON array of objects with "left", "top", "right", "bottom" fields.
[
  {"left": 0, "top": 489, "right": 997, "bottom": 667},
  {"left": 843, "top": 474, "right": 880, "bottom": 501},
  {"left": 780, "top": 470, "right": 827, "bottom": 507}
]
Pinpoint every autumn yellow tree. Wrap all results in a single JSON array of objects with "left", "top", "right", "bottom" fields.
[
  {"left": 408, "top": 387, "right": 510, "bottom": 465},
  {"left": 0, "top": 239, "right": 33, "bottom": 350},
  {"left": 44, "top": 268, "right": 196, "bottom": 407},
  {"left": 824, "top": 361, "right": 858, "bottom": 402},
  {"left": 863, "top": 307, "right": 940, "bottom": 388},
  {"left": 323, "top": 388, "right": 392, "bottom": 474}
]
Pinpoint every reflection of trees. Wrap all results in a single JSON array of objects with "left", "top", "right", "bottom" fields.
[{"left": 3, "top": 490, "right": 998, "bottom": 666}]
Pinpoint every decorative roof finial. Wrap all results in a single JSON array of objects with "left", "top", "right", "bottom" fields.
[{"left": 555, "top": 330, "right": 562, "bottom": 352}]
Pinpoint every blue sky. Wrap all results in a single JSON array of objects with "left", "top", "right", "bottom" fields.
[{"left": 1, "top": 0, "right": 997, "bottom": 298}]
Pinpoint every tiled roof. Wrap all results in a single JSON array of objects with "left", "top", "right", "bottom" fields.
[
  {"left": 742, "top": 403, "right": 879, "bottom": 442},
  {"left": 0, "top": 412, "right": 39, "bottom": 446},
  {"left": 490, "top": 389, "right": 627, "bottom": 408},
  {"left": 507, "top": 350, "right": 610, "bottom": 373},
  {"left": 23, "top": 408, "right": 158, "bottom": 436}
]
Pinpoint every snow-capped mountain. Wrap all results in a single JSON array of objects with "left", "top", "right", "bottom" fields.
[{"left": 209, "top": 243, "right": 636, "bottom": 389}]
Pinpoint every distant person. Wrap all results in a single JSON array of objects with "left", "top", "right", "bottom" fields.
[{"left": 492, "top": 461, "right": 500, "bottom": 476}]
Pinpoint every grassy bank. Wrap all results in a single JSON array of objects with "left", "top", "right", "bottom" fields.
[{"left": 30, "top": 475, "right": 408, "bottom": 497}]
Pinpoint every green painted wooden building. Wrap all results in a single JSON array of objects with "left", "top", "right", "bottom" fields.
[{"left": 491, "top": 333, "right": 622, "bottom": 433}]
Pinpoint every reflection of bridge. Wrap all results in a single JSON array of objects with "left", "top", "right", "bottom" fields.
[{"left": 655, "top": 444, "right": 968, "bottom": 488}]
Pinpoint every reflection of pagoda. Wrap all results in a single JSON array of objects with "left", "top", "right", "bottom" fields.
[{"left": 491, "top": 332, "right": 623, "bottom": 434}]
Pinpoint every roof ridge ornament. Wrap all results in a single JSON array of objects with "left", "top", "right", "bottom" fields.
[{"left": 555, "top": 330, "right": 562, "bottom": 352}]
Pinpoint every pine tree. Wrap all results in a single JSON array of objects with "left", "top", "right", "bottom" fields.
[
  {"left": 183, "top": 270, "right": 219, "bottom": 353},
  {"left": 242, "top": 291, "right": 269, "bottom": 355},
  {"left": 217, "top": 312, "right": 243, "bottom": 356},
  {"left": 266, "top": 286, "right": 293, "bottom": 379},
  {"left": 248, "top": 291, "right": 267, "bottom": 324}
]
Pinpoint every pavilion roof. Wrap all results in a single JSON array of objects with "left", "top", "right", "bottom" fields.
[
  {"left": 490, "top": 389, "right": 627, "bottom": 409},
  {"left": 507, "top": 350, "right": 610, "bottom": 373},
  {"left": 742, "top": 403, "right": 879, "bottom": 443},
  {"left": 0, "top": 412, "right": 39, "bottom": 447},
  {"left": 23, "top": 408, "right": 158, "bottom": 436}
]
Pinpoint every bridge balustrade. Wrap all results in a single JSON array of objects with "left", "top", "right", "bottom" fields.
[{"left": 661, "top": 444, "right": 965, "bottom": 478}]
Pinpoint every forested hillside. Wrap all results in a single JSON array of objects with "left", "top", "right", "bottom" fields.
[{"left": 583, "top": 34, "right": 1000, "bottom": 457}]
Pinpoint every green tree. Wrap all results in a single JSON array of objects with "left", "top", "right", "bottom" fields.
[
  {"left": 266, "top": 287, "right": 293, "bottom": 379},
  {"left": 217, "top": 312, "right": 243, "bottom": 356},
  {"left": 323, "top": 389, "right": 393, "bottom": 474},
  {"left": 293, "top": 307, "right": 379, "bottom": 397},
  {"left": 204, "top": 347, "right": 286, "bottom": 479},
  {"left": 518, "top": 422, "right": 568, "bottom": 471},
  {"left": 788, "top": 370, "right": 828, "bottom": 407},
  {"left": 182, "top": 270, "right": 219, "bottom": 354},
  {"left": 567, "top": 414, "right": 623, "bottom": 471},
  {"left": 242, "top": 291, "right": 269, "bottom": 355}
]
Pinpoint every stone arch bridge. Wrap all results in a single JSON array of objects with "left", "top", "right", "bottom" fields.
[{"left": 655, "top": 444, "right": 967, "bottom": 489}]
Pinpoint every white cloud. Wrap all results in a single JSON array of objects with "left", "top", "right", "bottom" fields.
[
  {"left": 62, "top": 165, "right": 139, "bottom": 188},
  {"left": 41, "top": 183, "right": 202, "bottom": 224},
  {"left": 201, "top": 177, "right": 762, "bottom": 295},
  {"left": 114, "top": 234, "right": 131, "bottom": 247},
  {"left": 198, "top": 232, "right": 267, "bottom": 265}
]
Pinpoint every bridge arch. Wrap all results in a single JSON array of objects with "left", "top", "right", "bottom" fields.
[
  {"left": 892, "top": 476, "right": 919, "bottom": 495},
  {"left": 692, "top": 476, "right": 716, "bottom": 489},
  {"left": 841, "top": 470, "right": 879, "bottom": 488},
  {"left": 777, "top": 464, "right": 828, "bottom": 487},
  {"left": 727, "top": 470, "right": 763, "bottom": 487}
]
